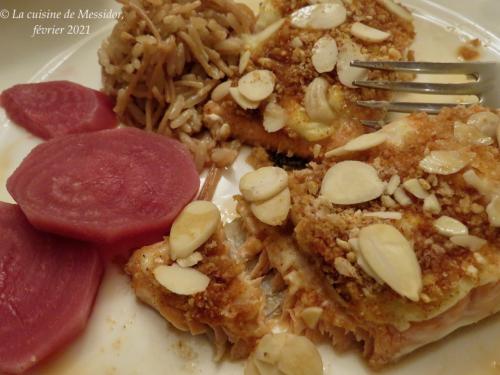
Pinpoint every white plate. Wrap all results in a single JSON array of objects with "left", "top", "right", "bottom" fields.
[{"left": 1, "top": 1, "right": 499, "bottom": 374}]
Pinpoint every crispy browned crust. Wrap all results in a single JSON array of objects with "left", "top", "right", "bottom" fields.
[
  {"left": 125, "top": 226, "right": 269, "bottom": 359},
  {"left": 204, "top": 0, "right": 416, "bottom": 158}
]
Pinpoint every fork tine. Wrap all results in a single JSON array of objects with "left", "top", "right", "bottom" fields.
[
  {"left": 357, "top": 100, "right": 466, "bottom": 114},
  {"left": 350, "top": 61, "right": 493, "bottom": 75},
  {"left": 360, "top": 119, "right": 385, "bottom": 129},
  {"left": 353, "top": 80, "right": 485, "bottom": 95}
]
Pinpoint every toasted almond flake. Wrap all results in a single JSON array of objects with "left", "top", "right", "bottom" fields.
[
  {"left": 251, "top": 188, "right": 291, "bottom": 226},
  {"left": 376, "top": 0, "right": 413, "bottom": 21},
  {"left": 486, "top": 196, "right": 500, "bottom": 227},
  {"left": 255, "top": 333, "right": 287, "bottom": 365},
  {"left": 364, "top": 211, "right": 402, "bottom": 220},
  {"left": 433, "top": 216, "right": 469, "bottom": 237},
  {"left": 244, "top": 19, "right": 286, "bottom": 50},
  {"left": 304, "top": 77, "right": 336, "bottom": 123},
  {"left": 325, "top": 132, "right": 387, "bottom": 157},
  {"left": 385, "top": 175, "right": 401, "bottom": 195},
  {"left": 176, "top": 252, "right": 203, "bottom": 268},
  {"left": 450, "top": 235, "right": 487, "bottom": 251},
  {"left": 336, "top": 238, "right": 351, "bottom": 250},
  {"left": 277, "top": 335, "right": 324, "bottom": 375},
  {"left": 462, "top": 170, "right": 500, "bottom": 199},
  {"left": 263, "top": 102, "right": 287, "bottom": 133},
  {"left": 381, "top": 117, "right": 415, "bottom": 146},
  {"left": 467, "top": 111, "right": 500, "bottom": 138},
  {"left": 402, "top": 178, "right": 429, "bottom": 199},
  {"left": 350, "top": 22, "right": 390, "bottom": 43},
  {"left": 290, "top": 3, "right": 347, "bottom": 30},
  {"left": 153, "top": 264, "right": 210, "bottom": 295},
  {"left": 336, "top": 41, "right": 368, "bottom": 88},
  {"left": 170, "top": 201, "right": 221, "bottom": 260},
  {"left": 239, "top": 50, "right": 252, "bottom": 74},
  {"left": 300, "top": 307, "right": 324, "bottom": 329},
  {"left": 419, "top": 150, "right": 474, "bottom": 175},
  {"left": 320, "top": 161, "right": 385, "bottom": 205},
  {"left": 211, "top": 80, "right": 231, "bottom": 102},
  {"left": 393, "top": 187, "right": 412, "bottom": 206},
  {"left": 238, "top": 70, "right": 276, "bottom": 101},
  {"left": 312, "top": 35, "right": 338, "bottom": 73},
  {"left": 453, "top": 121, "right": 493, "bottom": 146},
  {"left": 381, "top": 195, "right": 397, "bottom": 208},
  {"left": 229, "top": 87, "right": 260, "bottom": 110},
  {"left": 358, "top": 224, "right": 422, "bottom": 301},
  {"left": 240, "top": 166, "right": 288, "bottom": 202},
  {"left": 423, "top": 194, "right": 441, "bottom": 214},
  {"left": 334, "top": 257, "right": 359, "bottom": 277}
]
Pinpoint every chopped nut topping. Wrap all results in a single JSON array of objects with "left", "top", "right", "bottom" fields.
[
  {"left": 450, "top": 235, "right": 487, "bottom": 252},
  {"left": 486, "top": 196, "right": 500, "bottom": 227},
  {"left": 240, "top": 166, "right": 288, "bottom": 202},
  {"left": 381, "top": 195, "right": 397, "bottom": 208},
  {"left": 238, "top": 69, "right": 276, "bottom": 101},
  {"left": 334, "top": 257, "right": 359, "bottom": 278},
  {"left": 176, "top": 252, "right": 203, "bottom": 268},
  {"left": 423, "top": 194, "right": 441, "bottom": 214},
  {"left": 403, "top": 178, "right": 429, "bottom": 199},
  {"left": 385, "top": 174, "right": 401, "bottom": 195},
  {"left": 263, "top": 102, "right": 287, "bottom": 133},
  {"left": 393, "top": 187, "right": 412, "bottom": 206},
  {"left": 250, "top": 188, "right": 291, "bottom": 226},
  {"left": 350, "top": 22, "right": 391, "bottom": 43},
  {"left": 311, "top": 35, "right": 338, "bottom": 73},
  {"left": 336, "top": 40, "right": 368, "bottom": 88},
  {"left": 300, "top": 307, "right": 324, "bottom": 329},
  {"left": 170, "top": 201, "right": 221, "bottom": 260},
  {"left": 358, "top": 224, "right": 422, "bottom": 301},
  {"left": 419, "top": 150, "right": 474, "bottom": 175},
  {"left": 364, "top": 211, "right": 402, "bottom": 220},
  {"left": 320, "top": 161, "right": 385, "bottom": 205},
  {"left": 433, "top": 216, "right": 469, "bottom": 237},
  {"left": 290, "top": 3, "right": 346, "bottom": 30},
  {"left": 153, "top": 264, "right": 210, "bottom": 295}
]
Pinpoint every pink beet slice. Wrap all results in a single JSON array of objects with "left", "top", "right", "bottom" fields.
[
  {"left": 7, "top": 128, "right": 200, "bottom": 252},
  {"left": 0, "top": 202, "right": 103, "bottom": 374},
  {"left": 0, "top": 81, "right": 117, "bottom": 139}
]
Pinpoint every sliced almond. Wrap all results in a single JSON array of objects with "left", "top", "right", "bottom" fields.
[
  {"left": 381, "top": 117, "right": 415, "bottom": 146},
  {"left": 423, "top": 194, "right": 441, "bottom": 214},
  {"left": 263, "top": 102, "right": 287, "bottom": 133},
  {"left": 240, "top": 166, "right": 288, "bottom": 202},
  {"left": 255, "top": 333, "right": 287, "bottom": 365},
  {"left": 312, "top": 35, "right": 338, "bottom": 73},
  {"left": 255, "top": 2, "right": 282, "bottom": 32},
  {"left": 486, "top": 196, "right": 500, "bottom": 227},
  {"left": 462, "top": 170, "right": 500, "bottom": 199},
  {"left": 304, "top": 77, "right": 336, "bottom": 123},
  {"left": 467, "top": 111, "right": 500, "bottom": 138},
  {"left": 277, "top": 334, "right": 323, "bottom": 375},
  {"left": 433, "top": 216, "right": 469, "bottom": 237},
  {"left": 170, "top": 201, "right": 221, "bottom": 260},
  {"left": 325, "top": 132, "right": 387, "bottom": 157},
  {"left": 211, "top": 80, "right": 231, "bottom": 102},
  {"left": 450, "top": 235, "right": 487, "bottom": 251},
  {"left": 176, "top": 252, "right": 203, "bottom": 268},
  {"left": 363, "top": 211, "right": 402, "bottom": 220},
  {"left": 320, "top": 161, "right": 385, "bottom": 205},
  {"left": 402, "top": 178, "right": 429, "bottom": 200},
  {"left": 251, "top": 188, "right": 291, "bottom": 226},
  {"left": 244, "top": 19, "right": 286, "bottom": 51},
  {"left": 419, "top": 150, "right": 474, "bottom": 175},
  {"left": 385, "top": 174, "right": 401, "bottom": 195},
  {"left": 229, "top": 87, "right": 260, "bottom": 109},
  {"left": 294, "top": 121, "right": 335, "bottom": 142},
  {"left": 336, "top": 41, "right": 368, "bottom": 88},
  {"left": 350, "top": 22, "right": 391, "bottom": 43},
  {"left": 376, "top": 0, "right": 413, "bottom": 22},
  {"left": 453, "top": 121, "right": 493, "bottom": 146},
  {"left": 358, "top": 224, "right": 422, "bottom": 301},
  {"left": 153, "top": 264, "right": 210, "bottom": 295},
  {"left": 238, "top": 70, "right": 276, "bottom": 101},
  {"left": 334, "top": 257, "right": 359, "bottom": 277},
  {"left": 290, "top": 3, "right": 347, "bottom": 30},
  {"left": 393, "top": 187, "right": 412, "bottom": 206},
  {"left": 300, "top": 307, "right": 324, "bottom": 329}
]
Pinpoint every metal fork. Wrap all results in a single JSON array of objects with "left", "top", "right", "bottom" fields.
[{"left": 351, "top": 61, "right": 500, "bottom": 128}]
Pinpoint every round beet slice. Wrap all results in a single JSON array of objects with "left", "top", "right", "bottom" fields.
[
  {"left": 0, "top": 81, "right": 117, "bottom": 139},
  {"left": 7, "top": 128, "right": 200, "bottom": 250},
  {"left": 0, "top": 202, "right": 103, "bottom": 374}
]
